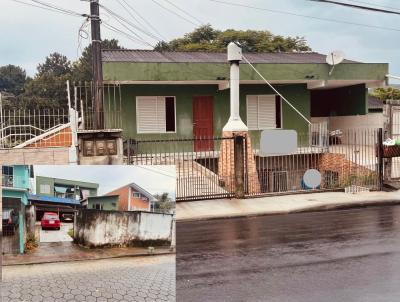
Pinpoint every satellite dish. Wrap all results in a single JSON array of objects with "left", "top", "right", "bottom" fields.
[{"left": 326, "top": 50, "right": 345, "bottom": 76}]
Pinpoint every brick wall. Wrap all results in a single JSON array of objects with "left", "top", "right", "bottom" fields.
[
  {"left": 218, "top": 131, "right": 261, "bottom": 194},
  {"left": 0, "top": 148, "right": 70, "bottom": 165},
  {"left": 319, "top": 153, "right": 376, "bottom": 188}
]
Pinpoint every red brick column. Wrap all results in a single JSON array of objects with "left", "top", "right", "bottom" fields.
[{"left": 219, "top": 131, "right": 261, "bottom": 195}]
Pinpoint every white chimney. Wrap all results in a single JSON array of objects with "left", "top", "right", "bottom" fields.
[{"left": 223, "top": 42, "right": 248, "bottom": 132}]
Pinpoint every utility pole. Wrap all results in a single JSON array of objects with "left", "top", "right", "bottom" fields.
[{"left": 90, "top": 0, "right": 103, "bottom": 129}]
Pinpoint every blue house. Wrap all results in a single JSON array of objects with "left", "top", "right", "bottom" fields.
[{"left": 2, "top": 165, "right": 32, "bottom": 254}]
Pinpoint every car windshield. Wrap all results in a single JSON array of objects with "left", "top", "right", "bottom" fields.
[{"left": 44, "top": 214, "right": 58, "bottom": 220}]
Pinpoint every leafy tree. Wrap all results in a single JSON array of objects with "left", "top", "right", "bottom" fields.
[
  {"left": 153, "top": 193, "right": 175, "bottom": 214},
  {"left": 72, "top": 39, "right": 123, "bottom": 82},
  {"left": 0, "top": 65, "right": 27, "bottom": 96},
  {"left": 154, "top": 24, "right": 311, "bottom": 52},
  {"left": 371, "top": 87, "right": 400, "bottom": 101},
  {"left": 20, "top": 52, "right": 72, "bottom": 109}
]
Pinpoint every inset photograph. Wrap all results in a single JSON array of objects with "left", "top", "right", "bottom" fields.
[{"left": 2, "top": 165, "right": 176, "bottom": 302}]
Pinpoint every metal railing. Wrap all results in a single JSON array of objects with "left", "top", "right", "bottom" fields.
[{"left": 0, "top": 109, "right": 71, "bottom": 149}]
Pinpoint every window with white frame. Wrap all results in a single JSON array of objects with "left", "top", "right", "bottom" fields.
[
  {"left": 246, "top": 95, "right": 282, "bottom": 130},
  {"left": 136, "top": 96, "right": 176, "bottom": 133}
]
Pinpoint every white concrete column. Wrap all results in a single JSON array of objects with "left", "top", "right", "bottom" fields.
[{"left": 223, "top": 42, "right": 248, "bottom": 132}]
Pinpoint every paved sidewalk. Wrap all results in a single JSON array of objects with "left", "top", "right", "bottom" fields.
[
  {"left": 3, "top": 241, "right": 174, "bottom": 266},
  {"left": 177, "top": 190, "right": 400, "bottom": 221}
]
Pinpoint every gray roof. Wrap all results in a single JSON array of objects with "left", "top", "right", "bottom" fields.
[{"left": 102, "top": 49, "right": 359, "bottom": 64}]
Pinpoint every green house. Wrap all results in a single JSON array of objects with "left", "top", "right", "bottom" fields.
[
  {"left": 35, "top": 176, "right": 98, "bottom": 200},
  {"left": 101, "top": 49, "right": 388, "bottom": 149}
]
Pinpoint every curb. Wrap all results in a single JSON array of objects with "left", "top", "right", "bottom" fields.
[
  {"left": 177, "top": 199, "right": 400, "bottom": 223},
  {"left": 3, "top": 250, "right": 175, "bottom": 267}
]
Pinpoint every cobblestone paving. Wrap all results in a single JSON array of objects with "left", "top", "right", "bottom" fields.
[{"left": 2, "top": 255, "right": 175, "bottom": 302}]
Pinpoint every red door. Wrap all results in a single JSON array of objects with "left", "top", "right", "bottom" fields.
[{"left": 193, "top": 96, "right": 214, "bottom": 151}]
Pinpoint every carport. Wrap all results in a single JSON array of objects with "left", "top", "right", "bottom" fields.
[{"left": 28, "top": 194, "right": 81, "bottom": 221}]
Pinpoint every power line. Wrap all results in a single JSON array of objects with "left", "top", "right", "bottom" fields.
[
  {"left": 116, "top": 0, "right": 166, "bottom": 41},
  {"left": 101, "top": 21, "right": 155, "bottom": 48},
  {"left": 208, "top": 0, "right": 400, "bottom": 32},
  {"left": 346, "top": 0, "right": 400, "bottom": 11},
  {"left": 119, "top": 0, "right": 167, "bottom": 41},
  {"left": 150, "top": 0, "right": 200, "bottom": 26},
  {"left": 162, "top": 0, "right": 205, "bottom": 25},
  {"left": 100, "top": 4, "right": 162, "bottom": 42},
  {"left": 309, "top": 0, "right": 400, "bottom": 15},
  {"left": 135, "top": 165, "right": 176, "bottom": 179},
  {"left": 8, "top": 0, "right": 86, "bottom": 17}
]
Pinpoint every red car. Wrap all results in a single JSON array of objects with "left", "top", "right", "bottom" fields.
[{"left": 41, "top": 212, "right": 61, "bottom": 230}]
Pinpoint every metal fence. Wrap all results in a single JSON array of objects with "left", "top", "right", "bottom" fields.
[
  {"left": 126, "top": 128, "right": 383, "bottom": 201},
  {"left": 126, "top": 137, "right": 235, "bottom": 201},
  {"left": 0, "top": 109, "right": 71, "bottom": 148},
  {"left": 73, "top": 82, "right": 123, "bottom": 130},
  {"left": 245, "top": 128, "right": 381, "bottom": 197}
]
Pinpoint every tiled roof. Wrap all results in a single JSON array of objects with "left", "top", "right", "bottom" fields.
[
  {"left": 28, "top": 194, "right": 80, "bottom": 205},
  {"left": 102, "top": 49, "right": 360, "bottom": 64}
]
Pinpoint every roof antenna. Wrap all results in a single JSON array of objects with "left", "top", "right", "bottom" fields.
[{"left": 326, "top": 50, "right": 345, "bottom": 76}]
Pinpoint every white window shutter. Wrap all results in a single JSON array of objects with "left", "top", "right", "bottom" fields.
[
  {"left": 258, "top": 95, "right": 276, "bottom": 129},
  {"left": 247, "top": 96, "right": 258, "bottom": 130},
  {"left": 137, "top": 96, "right": 166, "bottom": 133}
]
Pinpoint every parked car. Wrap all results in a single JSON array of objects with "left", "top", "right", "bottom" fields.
[
  {"left": 60, "top": 213, "right": 74, "bottom": 222},
  {"left": 41, "top": 212, "right": 61, "bottom": 230},
  {"left": 2, "top": 208, "right": 18, "bottom": 236}
]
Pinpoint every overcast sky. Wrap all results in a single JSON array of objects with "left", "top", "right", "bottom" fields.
[
  {"left": 33, "top": 165, "right": 176, "bottom": 198},
  {"left": 0, "top": 0, "right": 399, "bottom": 82}
]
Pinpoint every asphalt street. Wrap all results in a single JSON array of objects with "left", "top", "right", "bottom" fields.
[
  {"left": 177, "top": 204, "right": 400, "bottom": 302},
  {"left": 2, "top": 255, "right": 175, "bottom": 302}
]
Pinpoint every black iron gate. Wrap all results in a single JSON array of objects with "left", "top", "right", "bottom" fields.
[{"left": 126, "top": 137, "right": 235, "bottom": 201}]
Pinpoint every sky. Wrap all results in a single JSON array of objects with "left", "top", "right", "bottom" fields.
[
  {"left": 32, "top": 165, "right": 176, "bottom": 199},
  {"left": 0, "top": 0, "right": 399, "bottom": 83}
]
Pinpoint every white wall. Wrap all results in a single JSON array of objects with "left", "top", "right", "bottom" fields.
[
  {"left": 311, "top": 113, "right": 384, "bottom": 131},
  {"left": 75, "top": 210, "right": 173, "bottom": 247}
]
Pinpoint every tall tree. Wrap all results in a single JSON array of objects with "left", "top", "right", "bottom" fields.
[
  {"left": 0, "top": 65, "right": 27, "bottom": 96},
  {"left": 72, "top": 39, "right": 123, "bottom": 82},
  {"left": 154, "top": 24, "right": 311, "bottom": 52},
  {"left": 21, "top": 52, "right": 72, "bottom": 109}
]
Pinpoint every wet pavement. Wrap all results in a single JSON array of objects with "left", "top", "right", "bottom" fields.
[
  {"left": 2, "top": 255, "right": 175, "bottom": 302},
  {"left": 3, "top": 241, "right": 173, "bottom": 266},
  {"left": 177, "top": 204, "right": 400, "bottom": 302}
]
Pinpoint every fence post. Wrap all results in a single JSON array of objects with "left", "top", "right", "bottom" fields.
[
  {"left": 378, "top": 128, "right": 384, "bottom": 190},
  {"left": 234, "top": 134, "right": 245, "bottom": 198}
]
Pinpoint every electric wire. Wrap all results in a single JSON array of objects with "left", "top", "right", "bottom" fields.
[
  {"left": 150, "top": 0, "right": 200, "bottom": 26},
  {"left": 117, "top": 0, "right": 164, "bottom": 40},
  {"left": 100, "top": 4, "right": 162, "bottom": 42},
  {"left": 162, "top": 0, "right": 205, "bottom": 25},
  {"left": 241, "top": 54, "right": 312, "bottom": 125},
  {"left": 309, "top": 0, "right": 400, "bottom": 15},
  {"left": 121, "top": 0, "right": 168, "bottom": 41},
  {"left": 208, "top": 0, "right": 400, "bottom": 32},
  {"left": 8, "top": 0, "right": 86, "bottom": 17},
  {"left": 346, "top": 0, "right": 400, "bottom": 11},
  {"left": 101, "top": 21, "right": 155, "bottom": 48}
]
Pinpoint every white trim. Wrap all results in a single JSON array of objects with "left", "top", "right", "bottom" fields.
[
  {"left": 136, "top": 96, "right": 177, "bottom": 134},
  {"left": 246, "top": 95, "right": 283, "bottom": 130}
]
